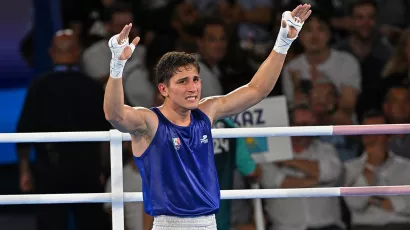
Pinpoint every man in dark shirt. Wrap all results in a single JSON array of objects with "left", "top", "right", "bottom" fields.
[{"left": 16, "top": 29, "right": 111, "bottom": 230}]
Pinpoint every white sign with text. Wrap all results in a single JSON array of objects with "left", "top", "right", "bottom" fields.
[{"left": 230, "top": 96, "right": 293, "bottom": 163}]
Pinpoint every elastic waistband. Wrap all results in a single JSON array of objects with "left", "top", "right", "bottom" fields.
[{"left": 153, "top": 214, "right": 217, "bottom": 230}]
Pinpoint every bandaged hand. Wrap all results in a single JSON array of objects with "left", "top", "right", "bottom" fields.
[
  {"left": 273, "top": 4, "right": 311, "bottom": 54},
  {"left": 108, "top": 23, "right": 140, "bottom": 78}
]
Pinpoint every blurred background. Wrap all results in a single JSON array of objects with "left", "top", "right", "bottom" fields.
[{"left": 1, "top": 0, "right": 410, "bottom": 230}]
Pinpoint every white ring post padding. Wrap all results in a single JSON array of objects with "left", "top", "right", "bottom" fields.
[{"left": 110, "top": 130, "right": 125, "bottom": 230}]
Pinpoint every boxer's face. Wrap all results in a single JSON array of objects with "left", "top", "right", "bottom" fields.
[{"left": 159, "top": 64, "right": 202, "bottom": 110}]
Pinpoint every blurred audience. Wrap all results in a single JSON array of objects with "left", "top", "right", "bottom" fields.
[
  {"left": 381, "top": 29, "right": 410, "bottom": 87},
  {"left": 260, "top": 103, "right": 345, "bottom": 230},
  {"left": 335, "top": 0, "right": 393, "bottom": 118},
  {"left": 281, "top": 11, "right": 362, "bottom": 125},
  {"left": 381, "top": 85, "right": 410, "bottom": 159},
  {"left": 16, "top": 29, "right": 111, "bottom": 230},
  {"left": 309, "top": 78, "right": 361, "bottom": 161},
  {"left": 344, "top": 110, "right": 410, "bottom": 230}
]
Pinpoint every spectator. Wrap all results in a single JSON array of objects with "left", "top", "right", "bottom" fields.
[
  {"left": 381, "top": 29, "right": 410, "bottom": 87},
  {"left": 382, "top": 85, "right": 410, "bottom": 159},
  {"left": 16, "top": 29, "right": 111, "bottom": 230},
  {"left": 334, "top": 0, "right": 393, "bottom": 118},
  {"left": 82, "top": 2, "right": 156, "bottom": 108},
  {"left": 260, "top": 103, "right": 345, "bottom": 230},
  {"left": 282, "top": 10, "right": 362, "bottom": 124},
  {"left": 335, "top": 0, "right": 392, "bottom": 63},
  {"left": 149, "top": 1, "right": 199, "bottom": 54},
  {"left": 309, "top": 78, "right": 361, "bottom": 161},
  {"left": 195, "top": 17, "right": 226, "bottom": 97},
  {"left": 344, "top": 110, "right": 410, "bottom": 230},
  {"left": 195, "top": 17, "right": 254, "bottom": 97}
]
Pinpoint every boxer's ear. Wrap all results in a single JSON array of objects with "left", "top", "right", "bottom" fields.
[{"left": 158, "top": 83, "right": 168, "bottom": 97}]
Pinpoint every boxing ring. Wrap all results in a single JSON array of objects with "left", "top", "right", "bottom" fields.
[{"left": 1, "top": 124, "right": 410, "bottom": 230}]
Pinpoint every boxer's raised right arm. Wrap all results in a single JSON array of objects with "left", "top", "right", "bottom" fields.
[{"left": 103, "top": 24, "right": 146, "bottom": 133}]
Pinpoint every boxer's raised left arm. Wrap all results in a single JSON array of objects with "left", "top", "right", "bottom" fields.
[{"left": 200, "top": 4, "right": 311, "bottom": 121}]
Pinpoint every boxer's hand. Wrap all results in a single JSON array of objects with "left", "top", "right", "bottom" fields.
[
  {"left": 273, "top": 4, "right": 311, "bottom": 54},
  {"left": 117, "top": 24, "right": 140, "bottom": 60},
  {"left": 108, "top": 23, "right": 140, "bottom": 60},
  {"left": 285, "top": 4, "right": 312, "bottom": 39},
  {"left": 108, "top": 23, "right": 140, "bottom": 78}
]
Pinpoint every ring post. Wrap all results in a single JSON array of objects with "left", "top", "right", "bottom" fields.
[{"left": 110, "top": 129, "right": 125, "bottom": 230}]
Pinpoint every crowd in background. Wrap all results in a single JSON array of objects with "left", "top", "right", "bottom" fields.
[{"left": 13, "top": 0, "right": 410, "bottom": 230}]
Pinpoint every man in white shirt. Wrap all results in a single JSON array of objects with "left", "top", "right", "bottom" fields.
[
  {"left": 281, "top": 11, "right": 361, "bottom": 123},
  {"left": 344, "top": 110, "right": 410, "bottom": 230},
  {"left": 260, "top": 103, "right": 345, "bottom": 230},
  {"left": 82, "top": 2, "right": 155, "bottom": 108}
]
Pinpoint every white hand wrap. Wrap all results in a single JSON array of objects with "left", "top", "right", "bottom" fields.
[
  {"left": 273, "top": 11, "right": 304, "bottom": 54},
  {"left": 108, "top": 34, "right": 129, "bottom": 78}
]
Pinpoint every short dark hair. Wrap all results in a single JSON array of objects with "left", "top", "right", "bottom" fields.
[
  {"left": 155, "top": 51, "right": 200, "bottom": 85},
  {"left": 349, "top": 0, "right": 377, "bottom": 15},
  {"left": 288, "top": 102, "right": 311, "bottom": 124},
  {"left": 306, "top": 8, "right": 331, "bottom": 27},
  {"left": 360, "top": 109, "right": 385, "bottom": 124},
  {"left": 195, "top": 16, "right": 226, "bottom": 38},
  {"left": 103, "top": 1, "right": 133, "bottom": 22},
  {"left": 383, "top": 84, "right": 410, "bottom": 103}
]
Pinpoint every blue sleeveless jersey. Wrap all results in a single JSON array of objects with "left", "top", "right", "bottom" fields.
[{"left": 133, "top": 107, "right": 220, "bottom": 217}]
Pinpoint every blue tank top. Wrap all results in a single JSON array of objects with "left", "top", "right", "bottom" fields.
[{"left": 133, "top": 107, "right": 220, "bottom": 217}]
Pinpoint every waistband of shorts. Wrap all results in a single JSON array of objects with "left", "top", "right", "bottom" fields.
[{"left": 153, "top": 214, "right": 216, "bottom": 228}]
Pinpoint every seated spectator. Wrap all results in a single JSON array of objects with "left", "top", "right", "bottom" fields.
[
  {"left": 281, "top": 11, "right": 362, "bottom": 124},
  {"left": 334, "top": 0, "right": 393, "bottom": 118},
  {"left": 309, "top": 78, "right": 361, "bottom": 161},
  {"left": 344, "top": 110, "right": 410, "bottom": 230},
  {"left": 260, "top": 103, "right": 345, "bottom": 230},
  {"left": 381, "top": 85, "right": 410, "bottom": 159}
]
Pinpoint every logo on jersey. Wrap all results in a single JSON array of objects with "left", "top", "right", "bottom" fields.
[
  {"left": 200, "top": 135, "right": 208, "bottom": 144},
  {"left": 172, "top": 137, "right": 181, "bottom": 150}
]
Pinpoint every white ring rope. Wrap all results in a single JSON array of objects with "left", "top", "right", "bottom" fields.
[
  {"left": 1, "top": 124, "right": 410, "bottom": 143},
  {"left": 1, "top": 186, "right": 410, "bottom": 205}
]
